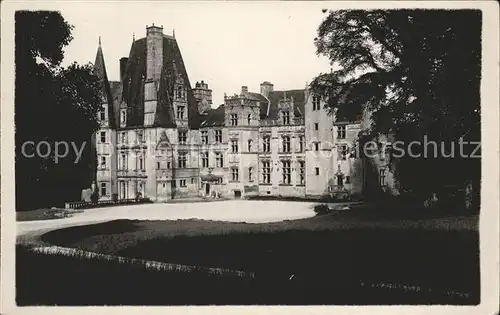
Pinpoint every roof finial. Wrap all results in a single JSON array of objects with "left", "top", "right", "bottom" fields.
[
  {"left": 98, "top": 36, "right": 101, "bottom": 46},
  {"left": 173, "top": 28, "right": 175, "bottom": 38},
  {"left": 132, "top": 32, "right": 135, "bottom": 41}
]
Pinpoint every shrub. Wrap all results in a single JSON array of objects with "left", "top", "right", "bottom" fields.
[{"left": 313, "top": 204, "right": 330, "bottom": 215}]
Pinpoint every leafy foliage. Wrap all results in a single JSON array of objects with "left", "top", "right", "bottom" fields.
[
  {"left": 311, "top": 9, "right": 481, "bottom": 209},
  {"left": 15, "top": 11, "right": 102, "bottom": 210}
]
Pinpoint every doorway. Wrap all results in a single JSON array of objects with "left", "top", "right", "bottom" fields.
[
  {"left": 205, "top": 183, "right": 210, "bottom": 196},
  {"left": 234, "top": 190, "right": 241, "bottom": 199}
]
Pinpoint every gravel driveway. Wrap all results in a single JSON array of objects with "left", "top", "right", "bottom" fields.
[{"left": 17, "top": 200, "right": 317, "bottom": 237}]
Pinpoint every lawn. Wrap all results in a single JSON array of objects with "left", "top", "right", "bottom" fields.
[{"left": 17, "top": 209, "right": 480, "bottom": 305}]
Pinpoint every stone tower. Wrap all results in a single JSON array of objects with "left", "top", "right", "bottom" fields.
[
  {"left": 192, "top": 80, "right": 213, "bottom": 114},
  {"left": 224, "top": 86, "right": 261, "bottom": 197}
]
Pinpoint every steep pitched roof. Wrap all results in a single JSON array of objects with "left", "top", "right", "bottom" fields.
[
  {"left": 93, "top": 40, "right": 117, "bottom": 128},
  {"left": 120, "top": 36, "right": 200, "bottom": 129},
  {"left": 241, "top": 92, "right": 270, "bottom": 119},
  {"left": 200, "top": 104, "right": 225, "bottom": 127},
  {"left": 265, "top": 89, "right": 306, "bottom": 120}
]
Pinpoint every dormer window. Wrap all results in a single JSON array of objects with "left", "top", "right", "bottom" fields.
[
  {"left": 312, "top": 95, "right": 321, "bottom": 111},
  {"left": 176, "top": 86, "right": 184, "bottom": 99},
  {"left": 282, "top": 111, "right": 290, "bottom": 125},
  {"left": 230, "top": 114, "right": 238, "bottom": 126},
  {"left": 177, "top": 106, "right": 185, "bottom": 120},
  {"left": 99, "top": 109, "right": 106, "bottom": 121},
  {"left": 120, "top": 109, "right": 127, "bottom": 125}
]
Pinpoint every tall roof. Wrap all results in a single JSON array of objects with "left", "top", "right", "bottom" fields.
[
  {"left": 199, "top": 88, "right": 307, "bottom": 127},
  {"left": 200, "top": 104, "right": 225, "bottom": 128},
  {"left": 120, "top": 35, "right": 201, "bottom": 129},
  {"left": 93, "top": 39, "right": 117, "bottom": 128},
  {"left": 266, "top": 89, "right": 306, "bottom": 120}
]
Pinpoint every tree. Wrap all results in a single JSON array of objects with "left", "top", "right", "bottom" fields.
[
  {"left": 311, "top": 9, "right": 481, "bottom": 211},
  {"left": 15, "top": 11, "right": 101, "bottom": 210}
]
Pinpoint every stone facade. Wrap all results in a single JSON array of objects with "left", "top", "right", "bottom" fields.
[{"left": 93, "top": 24, "right": 393, "bottom": 202}]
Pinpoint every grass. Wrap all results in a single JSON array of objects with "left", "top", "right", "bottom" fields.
[
  {"left": 16, "top": 208, "right": 83, "bottom": 222},
  {"left": 15, "top": 210, "right": 480, "bottom": 305}
]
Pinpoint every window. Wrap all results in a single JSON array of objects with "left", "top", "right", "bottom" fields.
[
  {"left": 282, "top": 136, "right": 291, "bottom": 153},
  {"left": 177, "top": 106, "right": 185, "bottom": 120},
  {"left": 263, "top": 136, "right": 270, "bottom": 153},
  {"left": 217, "top": 177, "right": 223, "bottom": 184},
  {"left": 157, "top": 161, "right": 161, "bottom": 169},
  {"left": 171, "top": 180, "right": 177, "bottom": 188},
  {"left": 231, "top": 168, "right": 239, "bottom": 181},
  {"left": 201, "top": 131, "right": 208, "bottom": 145},
  {"left": 99, "top": 110, "right": 106, "bottom": 121},
  {"left": 167, "top": 161, "right": 171, "bottom": 169},
  {"left": 312, "top": 95, "right": 321, "bottom": 110},
  {"left": 299, "top": 161, "right": 305, "bottom": 185},
  {"left": 137, "top": 130, "right": 144, "bottom": 143},
  {"left": 282, "top": 160, "right": 291, "bottom": 184},
  {"left": 247, "top": 114, "right": 251, "bottom": 125},
  {"left": 177, "top": 86, "right": 184, "bottom": 99},
  {"left": 100, "top": 182, "right": 107, "bottom": 196},
  {"left": 380, "top": 169, "right": 386, "bottom": 187},
  {"left": 215, "top": 152, "right": 224, "bottom": 167},
  {"left": 120, "top": 110, "right": 126, "bottom": 124},
  {"left": 282, "top": 111, "right": 290, "bottom": 125},
  {"left": 120, "top": 132, "right": 127, "bottom": 144},
  {"left": 346, "top": 175, "right": 351, "bottom": 184},
  {"left": 231, "top": 139, "right": 239, "bottom": 153},
  {"left": 191, "top": 178, "right": 196, "bottom": 184},
  {"left": 315, "top": 167, "right": 320, "bottom": 176},
  {"left": 100, "top": 156, "right": 107, "bottom": 169},
  {"left": 178, "top": 131, "right": 187, "bottom": 144},
  {"left": 180, "top": 179, "right": 187, "bottom": 187},
  {"left": 215, "top": 130, "right": 222, "bottom": 143},
  {"left": 337, "top": 126, "right": 346, "bottom": 139},
  {"left": 120, "top": 154, "right": 127, "bottom": 170},
  {"left": 314, "top": 123, "right": 319, "bottom": 131},
  {"left": 138, "top": 156, "right": 144, "bottom": 170},
  {"left": 314, "top": 142, "right": 320, "bottom": 151},
  {"left": 248, "top": 139, "right": 253, "bottom": 152},
  {"left": 379, "top": 143, "right": 387, "bottom": 161},
  {"left": 100, "top": 131, "right": 106, "bottom": 143},
  {"left": 248, "top": 167, "right": 254, "bottom": 182},
  {"left": 201, "top": 152, "right": 209, "bottom": 168},
  {"left": 337, "top": 174, "right": 344, "bottom": 186},
  {"left": 339, "top": 144, "right": 348, "bottom": 160},
  {"left": 230, "top": 114, "right": 238, "bottom": 126},
  {"left": 262, "top": 161, "right": 271, "bottom": 184},
  {"left": 299, "top": 136, "right": 304, "bottom": 152},
  {"left": 178, "top": 152, "right": 187, "bottom": 168}
]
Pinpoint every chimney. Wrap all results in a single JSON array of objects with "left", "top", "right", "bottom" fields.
[
  {"left": 146, "top": 24, "right": 164, "bottom": 81},
  {"left": 260, "top": 81, "right": 274, "bottom": 98},
  {"left": 241, "top": 86, "right": 248, "bottom": 93},
  {"left": 119, "top": 57, "right": 128, "bottom": 82}
]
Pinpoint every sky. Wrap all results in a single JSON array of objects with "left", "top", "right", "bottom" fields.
[{"left": 50, "top": 1, "right": 333, "bottom": 106}]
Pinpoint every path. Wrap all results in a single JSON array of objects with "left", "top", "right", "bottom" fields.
[{"left": 17, "top": 200, "right": 318, "bottom": 237}]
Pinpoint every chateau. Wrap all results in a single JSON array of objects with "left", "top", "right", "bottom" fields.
[{"left": 93, "top": 25, "right": 396, "bottom": 202}]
